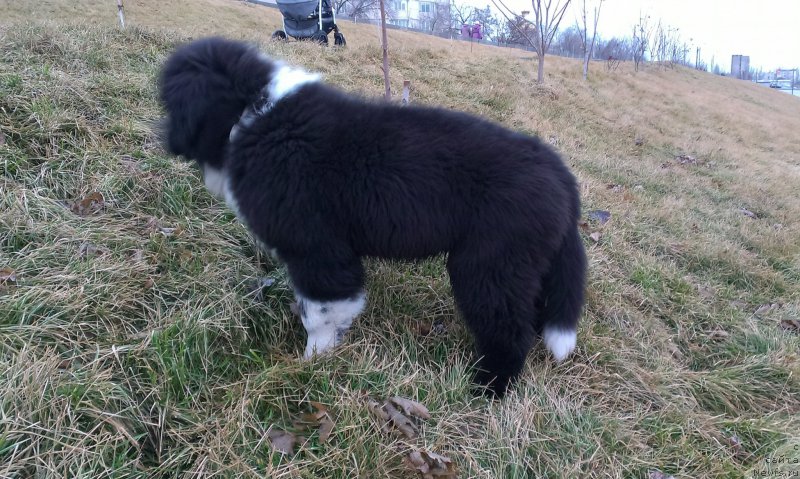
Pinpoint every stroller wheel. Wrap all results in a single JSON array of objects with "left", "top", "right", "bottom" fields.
[
  {"left": 311, "top": 30, "right": 328, "bottom": 45},
  {"left": 334, "top": 32, "right": 346, "bottom": 47},
  {"left": 272, "top": 30, "right": 287, "bottom": 41}
]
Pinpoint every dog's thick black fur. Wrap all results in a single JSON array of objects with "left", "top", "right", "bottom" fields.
[{"left": 159, "top": 37, "right": 587, "bottom": 397}]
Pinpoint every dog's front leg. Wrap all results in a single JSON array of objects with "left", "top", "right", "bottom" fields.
[{"left": 296, "top": 291, "right": 367, "bottom": 358}]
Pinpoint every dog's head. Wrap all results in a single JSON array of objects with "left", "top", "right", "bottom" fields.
[{"left": 158, "top": 37, "right": 275, "bottom": 170}]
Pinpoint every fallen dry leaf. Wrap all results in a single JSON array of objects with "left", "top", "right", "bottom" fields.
[
  {"left": 0, "top": 267, "right": 17, "bottom": 283},
  {"left": 317, "top": 416, "right": 334, "bottom": 442},
  {"left": 708, "top": 329, "right": 730, "bottom": 341},
  {"left": 382, "top": 400, "right": 418, "bottom": 439},
  {"left": 267, "top": 428, "right": 297, "bottom": 456},
  {"left": 390, "top": 396, "right": 431, "bottom": 420},
  {"left": 368, "top": 398, "right": 391, "bottom": 422},
  {"left": 78, "top": 241, "right": 110, "bottom": 258},
  {"left": 648, "top": 471, "right": 675, "bottom": 479},
  {"left": 0, "top": 267, "right": 17, "bottom": 292},
  {"left": 405, "top": 449, "right": 457, "bottom": 478},
  {"left": 70, "top": 192, "right": 105, "bottom": 216},
  {"left": 145, "top": 217, "right": 182, "bottom": 237},
  {"left": 754, "top": 303, "right": 780, "bottom": 317},
  {"left": 368, "top": 396, "right": 431, "bottom": 440},
  {"left": 780, "top": 319, "right": 800, "bottom": 333},
  {"left": 729, "top": 300, "right": 748, "bottom": 310},
  {"left": 294, "top": 401, "right": 335, "bottom": 443},
  {"left": 739, "top": 207, "right": 757, "bottom": 219}
]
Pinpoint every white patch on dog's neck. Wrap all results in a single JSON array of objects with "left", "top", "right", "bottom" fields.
[
  {"left": 267, "top": 62, "right": 321, "bottom": 102},
  {"left": 229, "top": 60, "right": 320, "bottom": 142}
]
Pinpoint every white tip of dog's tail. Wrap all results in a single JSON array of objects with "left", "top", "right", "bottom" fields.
[{"left": 544, "top": 328, "right": 577, "bottom": 362}]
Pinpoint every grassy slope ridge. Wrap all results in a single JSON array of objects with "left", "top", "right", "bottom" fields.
[{"left": 1, "top": 1, "right": 799, "bottom": 477}]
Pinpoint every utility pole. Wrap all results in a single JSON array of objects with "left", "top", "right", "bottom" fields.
[{"left": 696, "top": 47, "right": 700, "bottom": 70}]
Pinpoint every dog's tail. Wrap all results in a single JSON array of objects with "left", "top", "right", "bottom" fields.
[{"left": 537, "top": 224, "right": 587, "bottom": 362}]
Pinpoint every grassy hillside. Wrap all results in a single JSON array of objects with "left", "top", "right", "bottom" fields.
[{"left": 2, "top": 1, "right": 800, "bottom": 477}]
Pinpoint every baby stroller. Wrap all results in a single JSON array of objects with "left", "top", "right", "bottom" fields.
[{"left": 272, "top": 0, "right": 346, "bottom": 46}]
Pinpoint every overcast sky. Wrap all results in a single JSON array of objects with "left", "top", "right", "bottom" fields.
[{"left": 487, "top": 0, "right": 799, "bottom": 72}]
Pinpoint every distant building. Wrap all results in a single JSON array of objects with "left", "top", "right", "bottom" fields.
[
  {"left": 731, "top": 55, "right": 750, "bottom": 80},
  {"left": 350, "top": 0, "right": 451, "bottom": 33}
]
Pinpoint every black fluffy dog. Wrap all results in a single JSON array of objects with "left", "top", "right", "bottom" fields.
[{"left": 159, "top": 37, "right": 587, "bottom": 396}]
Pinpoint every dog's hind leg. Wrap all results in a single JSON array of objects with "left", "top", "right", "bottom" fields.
[
  {"left": 285, "top": 255, "right": 366, "bottom": 358},
  {"left": 446, "top": 243, "right": 543, "bottom": 397}
]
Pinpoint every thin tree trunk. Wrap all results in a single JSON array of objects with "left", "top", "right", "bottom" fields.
[
  {"left": 116, "top": 0, "right": 125, "bottom": 28},
  {"left": 537, "top": 54, "right": 545, "bottom": 83},
  {"left": 378, "top": 0, "right": 391, "bottom": 100},
  {"left": 582, "top": 52, "right": 589, "bottom": 79},
  {"left": 582, "top": 30, "right": 596, "bottom": 79}
]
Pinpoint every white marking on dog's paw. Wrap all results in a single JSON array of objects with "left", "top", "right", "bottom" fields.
[
  {"left": 297, "top": 292, "right": 366, "bottom": 359},
  {"left": 304, "top": 324, "right": 339, "bottom": 359},
  {"left": 544, "top": 328, "right": 577, "bottom": 362}
]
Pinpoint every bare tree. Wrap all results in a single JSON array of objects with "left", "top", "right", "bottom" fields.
[
  {"left": 596, "top": 36, "right": 632, "bottom": 62},
  {"left": 420, "top": 2, "right": 451, "bottom": 34},
  {"left": 517, "top": 0, "right": 572, "bottom": 83},
  {"left": 651, "top": 22, "right": 686, "bottom": 70},
  {"left": 631, "top": 13, "right": 652, "bottom": 72},
  {"left": 333, "top": 0, "right": 348, "bottom": 14},
  {"left": 500, "top": 12, "right": 536, "bottom": 47},
  {"left": 577, "top": 0, "right": 602, "bottom": 79},
  {"left": 552, "top": 25, "right": 583, "bottom": 57},
  {"left": 491, "top": 0, "right": 571, "bottom": 83},
  {"left": 116, "top": 0, "right": 125, "bottom": 28},
  {"left": 339, "top": 0, "right": 393, "bottom": 22},
  {"left": 451, "top": 2, "right": 473, "bottom": 28}
]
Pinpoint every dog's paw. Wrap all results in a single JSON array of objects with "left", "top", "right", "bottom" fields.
[
  {"left": 473, "top": 370, "right": 510, "bottom": 399},
  {"left": 303, "top": 330, "right": 338, "bottom": 359}
]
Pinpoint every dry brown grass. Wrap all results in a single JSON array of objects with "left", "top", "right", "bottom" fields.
[{"left": 2, "top": 1, "right": 800, "bottom": 477}]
